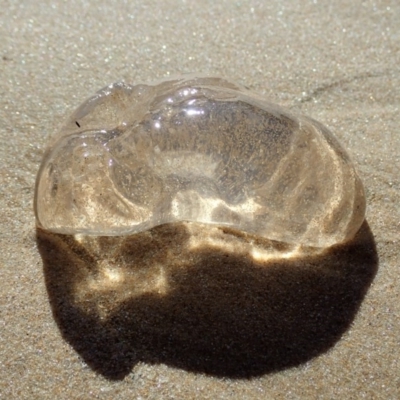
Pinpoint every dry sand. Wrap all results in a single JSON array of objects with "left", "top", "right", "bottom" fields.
[{"left": 1, "top": 1, "right": 399, "bottom": 399}]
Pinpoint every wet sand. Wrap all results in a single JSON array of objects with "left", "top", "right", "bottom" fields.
[{"left": 1, "top": 1, "right": 399, "bottom": 398}]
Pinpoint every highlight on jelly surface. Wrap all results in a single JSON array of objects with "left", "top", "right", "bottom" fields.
[{"left": 34, "top": 76, "right": 366, "bottom": 247}]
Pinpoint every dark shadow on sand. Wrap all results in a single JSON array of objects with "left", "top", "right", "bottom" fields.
[{"left": 37, "top": 222, "right": 378, "bottom": 380}]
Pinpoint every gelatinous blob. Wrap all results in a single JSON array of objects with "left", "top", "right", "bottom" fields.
[{"left": 34, "top": 76, "right": 365, "bottom": 247}]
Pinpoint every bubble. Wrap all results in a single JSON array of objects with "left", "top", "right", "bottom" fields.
[{"left": 34, "top": 76, "right": 365, "bottom": 247}]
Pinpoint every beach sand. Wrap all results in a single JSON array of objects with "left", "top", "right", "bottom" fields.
[{"left": 1, "top": 1, "right": 399, "bottom": 398}]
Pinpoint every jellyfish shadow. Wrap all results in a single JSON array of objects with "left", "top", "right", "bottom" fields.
[{"left": 37, "top": 221, "right": 377, "bottom": 380}]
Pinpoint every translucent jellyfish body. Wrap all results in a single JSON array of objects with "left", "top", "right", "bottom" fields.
[{"left": 34, "top": 76, "right": 366, "bottom": 247}]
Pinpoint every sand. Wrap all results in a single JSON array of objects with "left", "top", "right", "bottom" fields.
[{"left": 1, "top": 0, "right": 399, "bottom": 399}]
